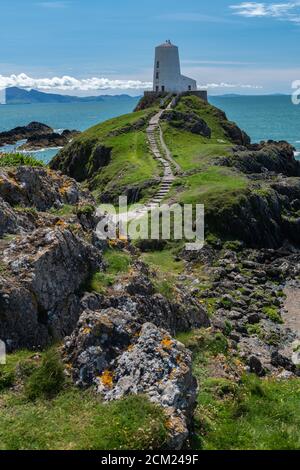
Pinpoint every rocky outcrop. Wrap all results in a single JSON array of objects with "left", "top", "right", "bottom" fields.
[
  {"left": 0, "top": 122, "right": 52, "bottom": 146},
  {"left": 219, "top": 141, "right": 299, "bottom": 177},
  {"left": 221, "top": 120, "right": 251, "bottom": 147},
  {"left": 0, "top": 166, "right": 91, "bottom": 213},
  {"left": 50, "top": 140, "right": 112, "bottom": 182},
  {"left": 19, "top": 129, "right": 80, "bottom": 151},
  {"left": 63, "top": 308, "right": 197, "bottom": 449},
  {"left": 0, "top": 122, "right": 80, "bottom": 150},
  {"left": 206, "top": 176, "right": 300, "bottom": 248},
  {"left": 161, "top": 110, "right": 211, "bottom": 137},
  {"left": 0, "top": 165, "right": 103, "bottom": 350},
  {"left": 185, "top": 244, "right": 300, "bottom": 377},
  {"left": 0, "top": 228, "right": 102, "bottom": 350},
  {"left": 0, "top": 197, "right": 35, "bottom": 237}
]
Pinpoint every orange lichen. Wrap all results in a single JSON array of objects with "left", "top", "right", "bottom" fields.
[
  {"left": 82, "top": 327, "right": 91, "bottom": 335},
  {"left": 55, "top": 219, "right": 66, "bottom": 227},
  {"left": 99, "top": 370, "right": 114, "bottom": 388},
  {"left": 161, "top": 336, "right": 173, "bottom": 350}
]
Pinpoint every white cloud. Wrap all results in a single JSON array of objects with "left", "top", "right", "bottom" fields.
[
  {"left": 230, "top": 1, "right": 300, "bottom": 23},
  {"left": 0, "top": 73, "right": 152, "bottom": 91},
  {"left": 201, "top": 82, "right": 263, "bottom": 89}
]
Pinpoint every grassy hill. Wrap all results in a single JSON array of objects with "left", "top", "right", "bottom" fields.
[
  {"left": 51, "top": 107, "right": 162, "bottom": 203},
  {"left": 50, "top": 94, "right": 251, "bottom": 215}
]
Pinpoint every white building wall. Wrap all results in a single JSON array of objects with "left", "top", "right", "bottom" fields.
[{"left": 153, "top": 41, "right": 197, "bottom": 93}]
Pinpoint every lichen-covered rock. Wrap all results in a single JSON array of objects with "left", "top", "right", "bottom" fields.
[
  {"left": 0, "top": 228, "right": 102, "bottom": 350},
  {"left": 94, "top": 273, "right": 210, "bottom": 335},
  {"left": 63, "top": 307, "right": 140, "bottom": 387},
  {"left": 0, "top": 197, "right": 34, "bottom": 236},
  {"left": 63, "top": 310, "right": 196, "bottom": 450},
  {"left": 0, "top": 166, "right": 91, "bottom": 211}
]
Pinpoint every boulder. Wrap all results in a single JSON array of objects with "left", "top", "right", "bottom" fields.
[
  {"left": 0, "top": 228, "right": 102, "bottom": 350},
  {"left": 63, "top": 310, "right": 196, "bottom": 450},
  {"left": 0, "top": 166, "right": 91, "bottom": 211}
]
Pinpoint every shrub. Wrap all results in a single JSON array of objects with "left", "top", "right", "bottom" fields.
[
  {"left": 208, "top": 332, "right": 229, "bottom": 356},
  {"left": 76, "top": 204, "right": 95, "bottom": 217},
  {"left": 16, "top": 359, "right": 39, "bottom": 381},
  {"left": 0, "top": 153, "right": 44, "bottom": 167},
  {"left": 246, "top": 323, "right": 262, "bottom": 336},
  {"left": 103, "top": 249, "right": 131, "bottom": 274},
  {"left": 25, "top": 350, "right": 65, "bottom": 400},
  {"left": 0, "top": 369, "right": 15, "bottom": 391},
  {"left": 262, "top": 306, "right": 283, "bottom": 324}
]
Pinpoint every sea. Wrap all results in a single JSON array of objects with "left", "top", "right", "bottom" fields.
[{"left": 0, "top": 95, "right": 299, "bottom": 163}]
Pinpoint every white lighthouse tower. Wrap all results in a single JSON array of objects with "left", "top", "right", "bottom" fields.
[{"left": 153, "top": 40, "right": 197, "bottom": 93}]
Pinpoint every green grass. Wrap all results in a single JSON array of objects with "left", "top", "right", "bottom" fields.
[
  {"left": 50, "top": 204, "right": 75, "bottom": 217},
  {"left": 0, "top": 391, "right": 168, "bottom": 450},
  {"left": 91, "top": 130, "right": 160, "bottom": 190},
  {"left": 162, "top": 124, "right": 231, "bottom": 172},
  {"left": 0, "top": 350, "right": 35, "bottom": 391},
  {"left": 0, "top": 349, "right": 168, "bottom": 450},
  {"left": 161, "top": 95, "right": 235, "bottom": 173},
  {"left": 141, "top": 249, "right": 184, "bottom": 274},
  {"left": 178, "top": 328, "right": 300, "bottom": 450},
  {"left": 87, "top": 248, "right": 132, "bottom": 293},
  {"left": 196, "top": 375, "right": 300, "bottom": 450},
  {"left": 103, "top": 248, "right": 131, "bottom": 274},
  {"left": 141, "top": 249, "right": 184, "bottom": 300},
  {"left": 57, "top": 108, "right": 161, "bottom": 201},
  {"left": 170, "top": 166, "right": 248, "bottom": 207},
  {"left": 0, "top": 153, "right": 44, "bottom": 167}
]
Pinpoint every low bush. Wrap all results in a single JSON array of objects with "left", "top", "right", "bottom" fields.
[{"left": 25, "top": 350, "right": 65, "bottom": 400}]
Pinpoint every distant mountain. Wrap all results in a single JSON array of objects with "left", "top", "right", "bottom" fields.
[{"left": 5, "top": 87, "right": 137, "bottom": 105}]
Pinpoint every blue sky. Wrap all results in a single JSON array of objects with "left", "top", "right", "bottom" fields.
[{"left": 1, "top": 0, "right": 300, "bottom": 94}]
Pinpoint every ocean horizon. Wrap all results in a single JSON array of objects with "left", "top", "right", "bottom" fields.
[{"left": 0, "top": 95, "right": 299, "bottom": 162}]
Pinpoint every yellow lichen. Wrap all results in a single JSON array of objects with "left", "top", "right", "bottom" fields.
[
  {"left": 55, "top": 219, "right": 66, "bottom": 227},
  {"left": 161, "top": 336, "right": 173, "bottom": 350},
  {"left": 82, "top": 327, "right": 91, "bottom": 335},
  {"left": 99, "top": 370, "right": 114, "bottom": 388}
]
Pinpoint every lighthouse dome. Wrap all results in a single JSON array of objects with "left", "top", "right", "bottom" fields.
[{"left": 158, "top": 40, "right": 177, "bottom": 48}]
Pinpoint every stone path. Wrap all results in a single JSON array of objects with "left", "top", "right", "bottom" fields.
[
  {"left": 283, "top": 287, "right": 300, "bottom": 336},
  {"left": 116, "top": 107, "right": 180, "bottom": 222}
]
